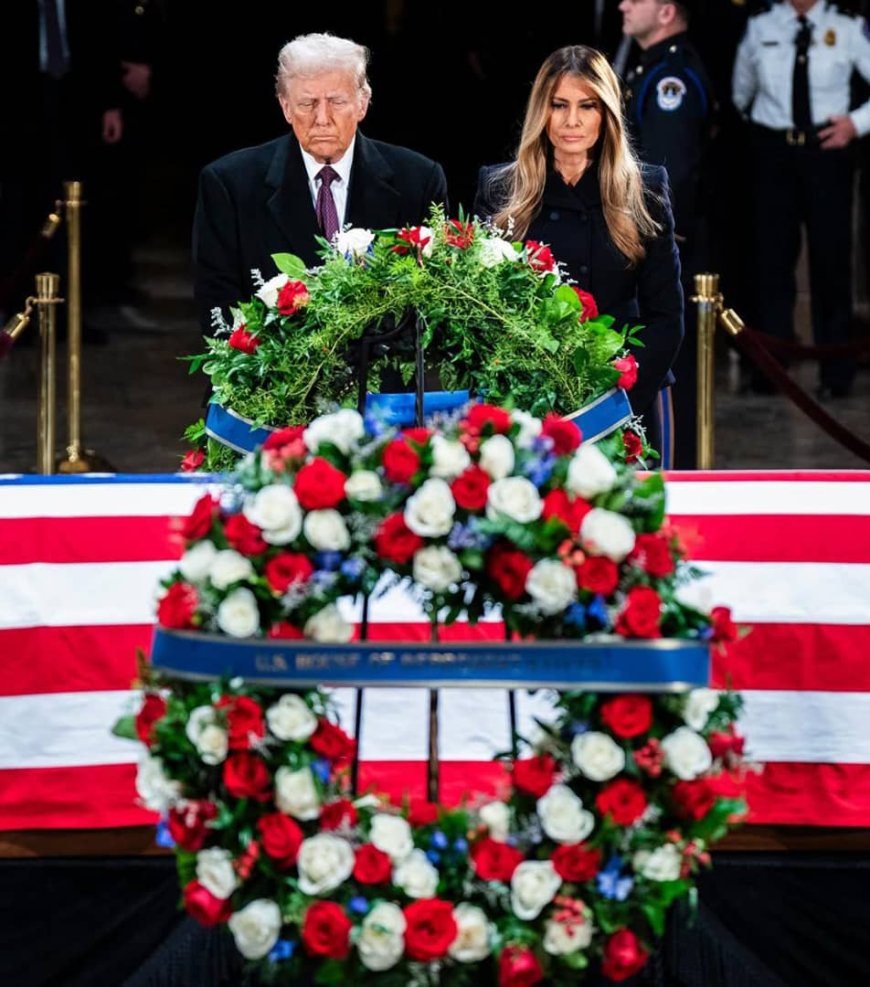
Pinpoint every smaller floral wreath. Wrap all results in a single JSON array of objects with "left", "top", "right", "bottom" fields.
[{"left": 184, "top": 205, "right": 642, "bottom": 471}]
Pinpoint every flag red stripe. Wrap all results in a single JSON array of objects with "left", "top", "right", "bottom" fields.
[
  {"left": 0, "top": 517, "right": 183, "bottom": 564},
  {"left": 744, "top": 762, "right": 870, "bottom": 826}
]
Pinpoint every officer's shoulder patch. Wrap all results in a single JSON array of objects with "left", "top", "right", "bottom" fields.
[{"left": 656, "top": 76, "right": 687, "bottom": 111}]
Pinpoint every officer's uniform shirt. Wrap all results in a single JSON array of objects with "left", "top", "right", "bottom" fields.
[
  {"left": 732, "top": 1, "right": 870, "bottom": 134},
  {"left": 624, "top": 31, "right": 713, "bottom": 239}
]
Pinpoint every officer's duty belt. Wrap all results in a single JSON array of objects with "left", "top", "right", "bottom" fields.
[{"left": 751, "top": 122, "right": 822, "bottom": 147}]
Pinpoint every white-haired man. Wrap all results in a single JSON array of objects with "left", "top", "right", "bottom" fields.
[{"left": 193, "top": 33, "right": 448, "bottom": 333}]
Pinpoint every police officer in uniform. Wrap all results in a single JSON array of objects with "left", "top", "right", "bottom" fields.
[
  {"left": 620, "top": 0, "right": 715, "bottom": 468},
  {"left": 733, "top": 0, "right": 870, "bottom": 397}
]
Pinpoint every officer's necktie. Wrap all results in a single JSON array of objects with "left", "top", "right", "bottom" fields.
[
  {"left": 41, "top": 0, "right": 70, "bottom": 80},
  {"left": 315, "top": 166, "right": 340, "bottom": 243},
  {"left": 792, "top": 14, "right": 813, "bottom": 132}
]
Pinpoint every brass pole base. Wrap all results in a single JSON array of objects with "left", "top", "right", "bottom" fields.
[{"left": 56, "top": 449, "right": 114, "bottom": 474}]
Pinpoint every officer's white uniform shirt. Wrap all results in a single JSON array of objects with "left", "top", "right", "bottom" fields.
[{"left": 732, "top": 1, "right": 870, "bottom": 136}]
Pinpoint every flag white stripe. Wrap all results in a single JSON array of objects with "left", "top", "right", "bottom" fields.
[
  {"left": 0, "top": 481, "right": 214, "bottom": 518},
  {"left": 665, "top": 479, "right": 870, "bottom": 516}
]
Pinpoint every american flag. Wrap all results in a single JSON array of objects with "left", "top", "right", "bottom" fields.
[{"left": 1, "top": 471, "right": 869, "bottom": 831}]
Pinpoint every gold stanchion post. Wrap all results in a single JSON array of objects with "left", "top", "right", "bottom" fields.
[
  {"left": 692, "top": 273, "right": 722, "bottom": 470},
  {"left": 35, "top": 273, "right": 63, "bottom": 475}
]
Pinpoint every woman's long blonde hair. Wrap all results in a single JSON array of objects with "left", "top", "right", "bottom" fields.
[{"left": 490, "top": 46, "right": 658, "bottom": 263}]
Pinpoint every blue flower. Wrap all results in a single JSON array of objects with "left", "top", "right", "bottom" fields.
[
  {"left": 453, "top": 837, "right": 469, "bottom": 853},
  {"left": 564, "top": 603, "right": 587, "bottom": 630},
  {"left": 311, "top": 570, "right": 338, "bottom": 591},
  {"left": 315, "top": 551, "right": 343, "bottom": 572},
  {"left": 596, "top": 856, "right": 634, "bottom": 901},
  {"left": 311, "top": 759, "right": 331, "bottom": 783},
  {"left": 430, "top": 830, "right": 449, "bottom": 850},
  {"left": 155, "top": 817, "right": 176, "bottom": 849},
  {"left": 587, "top": 594, "right": 609, "bottom": 627},
  {"left": 522, "top": 452, "right": 556, "bottom": 487},
  {"left": 267, "top": 940, "right": 296, "bottom": 962},
  {"left": 340, "top": 557, "right": 365, "bottom": 581},
  {"left": 426, "top": 849, "right": 442, "bottom": 865},
  {"left": 348, "top": 896, "right": 369, "bottom": 915}
]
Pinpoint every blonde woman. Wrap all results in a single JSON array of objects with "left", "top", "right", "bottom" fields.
[{"left": 475, "top": 46, "right": 683, "bottom": 463}]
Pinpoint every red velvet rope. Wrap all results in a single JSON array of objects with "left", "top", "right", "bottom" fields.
[{"left": 744, "top": 324, "right": 870, "bottom": 360}]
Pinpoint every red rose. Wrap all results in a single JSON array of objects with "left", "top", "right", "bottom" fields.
[
  {"left": 310, "top": 719, "right": 356, "bottom": 764},
  {"left": 302, "top": 901, "right": 352, "bottom": 959},
  {"left": 710, "top": 606, "right": 738, "bottom": 643},
  {"left": 671, "top": 779, "right": 716, "bottom": 821},
  {"left": 600, "top": 694, "right": 653, "bottom": 738},
  {"left": 353, "top": 843, "right": 393, "bottom": 884},
  {"left": 630, "top": 533, "right": 675, "bottom": 578},
  {"left": 375, "top": 513, "right": 424, "bottom": 565},
  {"left": 601, "top": 929, "right": 649, "bottom": 982},
  {"left": 180, "top": 448, "right": 205, "bottom": 472},
  {"left": 235, "top": 839, "right": 261, "bottom": 880},
  {"left": 403, "top": 899, "right": 458, "bottom": 962},
  {"left": 402, "top": 426, "right": 431, "bottom": 446},
  {"left": 265, "top": 552, "right": 315, "bottom": 594},
  {"left": 181, "top": 493, "right": 219, "bottom": 541},
  {"left": 182, "top": 880, "right": 232, "bottom": 927},
  {"left": 464, "top": 404, "right": 512, "bottom": 435},
  {"left": 570, "top": 286, "right": 599, "bottom": 321},
  {"left": 471, "top": 837, "right": 524, "bottom": 881},
  {"left": 383, "top": 439, "right": 421, "bottom": 484},
  {"left": 263, "top": 425, "right": 306, "bottom": 453},
  {"left": 613, "top": 353, "right": 638, "bottom": 390},
  {"left": 135, "top": 693, "right": 167, "bottom": 745},
  {"left": 487, "top": 543, "right": 534, "bottom": 600},
  {"left": 623, "top": 430, "right": 643, "bottom": 463},
  {"left": 512, "top": 754, "right": 557, "bottom": 798},
  {"left": 445, "top": 219, "right": 474, "bottom": 248},
  {"left": 408, "top": 798, "right": 439, "bottom": 826},
  {"left": 499, "top": 945, "right": 544, "bottom": 987},
  {"left": 576, "top": 556, "right": 619, "bottom": 595},
  {"left": 157, "top": 582, "right": 199, "bottom": 629},
  {"left": 267, "top": 621, "right": 305, "bottom": 639},
  {"left": 595, "top": 779, "right": 648, "bottom": 824},
  {"left": 276, "top": 279, "right": 310, "bottom": 315},
  {"left": 293, "top": 457, "right": 347, "bottom": 509},
  {"left": 257, "top": 811, "right": 304, "bottom": 867},
  {"left": 451, "top": 465, "right": 491, "bottom": 512},
  {"left": 541, "top": 413, "right": 582, "bottom": 455},
  {"left": 224, "top": 513, "right": 268, "bottom": 555},
  {"left": 708, "top": 726, "right": 745, "bottom": 760},
  {"left": 320, "top": 798, "right": 358, "bottom": 830},
  {"left": 615, "top": 586, "right": 662, "bottom": 639},
  {"left": 215, "top": 695, "right": 265, "bottom": 750},
  {"left": 223, "top": 751, "right": 272, "bottom": 801},
  {"left": 228, "top": 325, "right": 260, "bottom": 354},
  {"left": 525, "top": 239, "right": 556, "bottom": 273},
  {"left": 167, "top": 800, "right": 217, "bottom": 852},
  {"left": 552, "top": 843, "right": 602, "bottom": 882},
  {"left": 543, "top": 489, "right": 592, "bottom": 535}
]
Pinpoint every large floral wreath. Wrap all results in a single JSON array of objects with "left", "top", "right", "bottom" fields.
[
  {"left": 184, "top": 206, "right": 641, "bottom": 471},
  {"left": 118, "top": 404, "right": 747, "bottom": 985}
]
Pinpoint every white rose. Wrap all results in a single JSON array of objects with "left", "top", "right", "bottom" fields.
[
  {"left": 186, "top": 706, "right": 229, "bottom": 764},
  {"left": 209, "top": 549, "right": 255, "bottom": 590},
  {"left": 266, "top": 694, "right": 317, "bottom": 742},
  {"left": 357, "top": 902, "right": 406, "bottom": 972},
  {"left": 418, "top": 225, "right": 435, "bottom": 257},
  {"left": 448, "top": 903, "right": 492, "bottom": 963},
  {"left": 393, "top": 848, "right": 439, "bottom": 899},
  {"left": 196, "top": 847, "right": 239, "bottom": 899},
  {"left": 179, "top": 540, "right": 217, "bottom": 583},
  {"left": 571, "top": 731, "right": 626, "bottom": 781},
  {"left": 404, "top": 478, "right": 456, "bottom": 537},
  {"left": 511, "top": 860, "right": 562, "bottom": 920},
  {"left": 369, "top": 813, "right": 414, "bottom": 863},
  {"left": 413, "top": 545, "right": 463, "bottom": 592},
  {"left": 566, "top": 444, "right": 618, "bottom": 499},
  {"left": 479, "top": 236, "right": 519, "bottom": 267},
  {"left": 479, "top": 434, "right": 515, "bottom": 480},
  {"left": 543, "top": 911, "right": 594, "bottom": 955},
  {"left": 580, "top": 508, "right": 636, "bottom": 562},
  {"left": 255, "top": 273, "right": 289, "bottom": 309},
  {"left": 345, "top": 470, "right": 383, "bottom": 502},
  {"left": 244, "top": 486, "right": 302, "bottom": 545},
  {"left": 334, "top": 227, "right": 375, "bottom": 258},
  {"left": 537, "top": 785, "right": 595, "bottom": 844},
  {"left": 525, "top": 559, "right": 577, "bottom": 615},
  {"left": 429, "top": 435, "right": 471, "bottom": 479},
  {"left": 135, "top": 754, "right": 181, "bottom": 813},
  {"left": 661, "top": 726, "right": 713, "bottom": 780},
  {"left": 633, "top": 843, "right": 682, "bottom": 882},
  {"left": 486, "top": 476, "right": 543, "bottom": 524},
  {"left": 297, "top": 833, "right": 355, "bottom": 895},
  {"left": 304, "top": 604, "right": 353, "bottom": 643},
  {"left": 303, "top": 509, "right": 350, "bottom": 551},
  {"left": 683, "top": 688, "right": 720, "bottom": 731},
  {"left": 274, "top": 766, "right": 320, "bottom": 820},
  {"left": 216, "top": 587, "right": 260, "bottom": 638},
  {"left": 512, "top": 410, "right": 543, "bottom": 448},
  {"left": 304, "top": 409, "right": 364, "bottom": 455},
  {"left": 479, "top": 801, "right": 511, "bottom": 842},
  {"left": 228, "top": 899, "right": 282, "bottom": 960}
]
